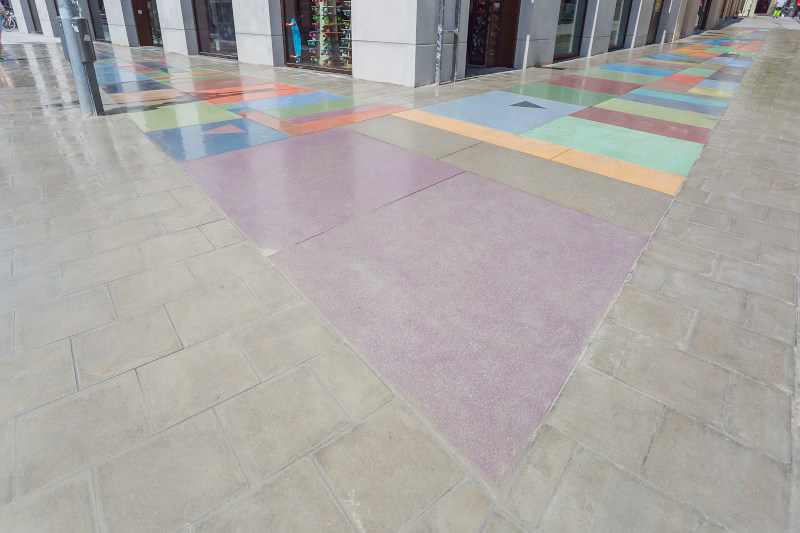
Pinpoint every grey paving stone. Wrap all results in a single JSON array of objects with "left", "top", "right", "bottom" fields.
[
  {"left": 170, "top": 185, "right": 207, "bottom": 206},
  {"left": 316, "top": 403, "right": 462, "bottom": 532},
  {"left": 768, "top": 207, "right": 800, "bottom": 230},
  {"left": 644, "top": 412, "right": 789, "bottom": 533},
  {"left": 616, "top": 335, "right": 730, "bottom": 425},
  {"left": 95, "top": 411, "right": 247, "bottom": 533},
  {"left": 727, "top": 376, "right": 792, "bottom": 463},
  {"left": 714, "top": 256, "right": 796, "bottom": 304},
  {"left": 759, "top": 243, "right": 799, "bottom": 274},
  {"left": 627, "top": 256, "right": 670, "bottom": 294},
  {"left": 0, "top": 186, "right": 43, "bottom": 209},
  {"left": 59, "top": 245, "right": 144, "bottom": 294},
  {"left": 707, "top": 193, "right": 770, "bottom": 221},
  {"left": 0, "top": 220, "right": 50, "bottom": 252},
  {"left": 73, "top": 307, "right": 181, "bottom": 387},
  {"left": 194, "top": 458, "right": 352, "bottom": 532},
  {"left": 186, "top": 242, "right": 268, "bottom": 287},
  {"left": 0, "top": 269, "right": 59, "bottom": 315},
  {"left": 740, "top": 188, "right": 800, "bottom": 213},
  {"left": 345, "top": 115, "right": 481, "bottom": 159},
  {"left": 77, "top": 183, "right": 137, "bottom": 209},
  {"left": 165, "top": 279, "right": 263, "bottom": 346},
  {"left": 242, "top": 268, "right": 301, "bottom": 311},
  {"left": 440, "top": 142, "right": 671, "bottom": 235},
  {"left": 233, "top": 304, "right": 340, "bottom": 380},
  {"left": 0, "top": 313, "right": 11, "bottom": 358},
  {"left": 155, "top": 202, "right": 224, "bottom": 233},
  {"left": 545, "top": 366, "right": 663, "bottom": 470},
  {"left": 89, "top": 216, "right": 161, "bottom": 251},
  {"left": 136, "top": 227, "right": 214, "bottom": 269},
  {"left": 609, "top": 285, "right": 697, "bottom": 348},
  {"left": 109, "top": 261, "right": 200, "bottom": 317},
  {"left": 666, "top": 200, "right": 694, "bottom": 219},
  {"left": 0, "top": 250, "right": 9, "bottom": 280},
  {"left": 115, "top": 190, "right": 179, "bottom": 220},
  {"left": 690, "top": 314, "right": 793, "bottom": 392},
  {"left": 16, "top": 372, "right": 150, "bottom": 494},
  {"left": 582, "top": 320, "right": 640, "bottom": 375},
  {"left": 428, "top": 480, "right": 491, "bottom": 533},
  {"left": 675, "top": 186, "right": 709, "bottom": 206},
  {"left": 133, "top": 173, "right": 191, "bottom": 196},
  {"left": 0, "top": 472, "right": 97, "bottom": 533},
  {"left": 309, "top": 345, "right": 392, "bottom": 420},
  {"left": 688, "top": 205, "right": 731, "bottom": 229},
  {"left": 0, "top": 208, "right": 10, "bottom": 229},
  {"left": 0, "top": 340, "right": 76, "bottom": 422},
  {"left": 199, "top": 219, "right": 245, "bottom": 248},
  {"left": 503, "top": 425, "right": 575, "bottom": 528},
  {"left": 683, "top": 223, "right": 762, "bottom": 262},
  {"left": 138, "top": 333, "right": 259, "bottom": 431},
  {"left": 482, "top": 513, "right": 525, "bottom": 533},
  {"left": 13, "top": 196, "right": 77, "bottom": 224},
  {"left": 662, "top": 270, "right": 747, "bottom": 323},
  {"left": 11, "top": 232, "right": 93, "bottom": 274},
  {"left": 50, "top": 205, "right": 117, "bottom": 238},
  {"left": 539, "top": 447, "right": 706, "bottom": 532},
  {"left": 0, "top": 420, "right": 11, "bottom": 505},
  {"left": 16, "top": 286, "right": 116, "bottom": 352},
  {"left": 731, "top": 216, "right": 798, "bottom": 251},
  {"left": 745, "top": 293, "right": 796, "bottom": 345},
  {"left": 644, "top": 238, "right": 717, "bottom": 277},
  {"left": 406, "top": 517, "right": 436, "bottom": 533},
  {"left": 216, "top": 367, "right": 348, "bottom": 483}
]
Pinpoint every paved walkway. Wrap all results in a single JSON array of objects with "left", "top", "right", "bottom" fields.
[{"left": 0, "top": 16, "right": 798, "bottom": 532}]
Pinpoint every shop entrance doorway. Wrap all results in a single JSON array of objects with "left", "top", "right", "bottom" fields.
[
  {"left": 466, "top": 0, "right": 521, "bottom": 70},
  {"left": 695, "top": 0, "right": 713, "bottom": 29},
  {"left": 646, "top": 0, "right": 664, "bottom": 44},
  {"left": 131, "top": 0, "right": 162, "bottom": 46}
]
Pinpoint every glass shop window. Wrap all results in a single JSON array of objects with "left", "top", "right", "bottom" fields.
[
  {"left": 554, "top": 0, "right": 588, "bottom": 60},
  {"left": 282, "top": 0, "right": 352, "bottom": 73},
  {"left": 195, "top": 0, "right": 238, "bottom": 57}
]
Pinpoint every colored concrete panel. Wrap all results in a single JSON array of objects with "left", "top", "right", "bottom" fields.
[
  {"left": 601, "top": 65, "right": 676, "bottom": 77},
  {"left": 289, "top": 103, "right": 392, "bottom": 124},
  {"left": 698, "top": 79, "right": 740, "bottom": 91},
  {"left": 596, "top": 98, "right": 719, "bottom": 128},
  {"left": 709, "top": 72, "right": 745, "bottom": 83},
  {"left": 188, "top": 83, "right": 314, "bottom": 105},
  {"left": 266, "top": 98, "right": 364, "bottom": 120},
  {"left": 571, "top": 106, "right": 713, "bottom": 143},
  {"left": 627, "top": 60, "right": 688, "bottom": 70},
  {"left": 94, "top": 64, "right": 144, "bottom": 84},
  {"left": 243, "top": 91, "right": 349, "bottom": 112},
  {"left": 665, "top": 73, "right": 708, "bottom": 85},
  {"left": 646, "top": 53, "right": 688, "bottom": 60},
  {"left": 522, "top": 116, "right": 703, "bottom": 175},
  {"left": 688, "top": 87, "right": 735, "bottom": 98},
  {"left": 706, "top": 46, "right": 738, "bottom": 53},
  {"left": 540, "top": 74, "right": 643, "bottom": 95},
  {"left": 299, "top": 106, "right": 409, "bottom": 132},
  {"left": 645, "top": 79, "right": 695, "bottom": 92},
  {"left": 680, "top": 68, "right": 715, "bottom": 77},
  {"left": 504, "top": 83, "right": 615, "bottom": 106},
  {"left": 271, "top": 173, "right": 647, "bottom": 483},
  {"left": 727, "top": 60, "right": 752, "bottom": 68},
  {"left": 393, "top": 109, "right": 569, "bottom": 160},
  {"left": 146, "top": 118, "right": 290, "bottom": 162},
  {"left": 630, "top": 88, "right": 728, "bottom": 108},
  {"left": 418, "top": 91, "right": 585, "bottom": 134},
  {"left": 580, "top": 68, "right": 662, "bottom": 85},
  {"left": 237, "top": 111, "right": 313, "bottom": 137},
  {"left": 180, "top": 129, "right": 464, "bottom": 254},
  {"left": 101, "top": 79, "right": 168, "bottom": 94},
  {"left": 690, "top": 52, "right": 723, "bottom": 59},
  {"left": 167, "top": 76, "right": 269, "bottom": 92},
  {"left": 718, "top": 66, "right": 748, "bottom": 76},
  {"left": 108, "top": 89, "right": 195, "bottom": 108},
  {"left": 707, "top": 56, "right": 736, "bottom": 64},
  {"left": 126, "top": 101, "right": 241, "bottom": 132},
  {"left": 617, "top": 92, "right": 725, "bottom": 116}
]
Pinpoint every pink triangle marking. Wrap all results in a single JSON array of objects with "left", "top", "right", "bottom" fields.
[{"left": 201, "top": 124, "right": 246, "bottom": 135}]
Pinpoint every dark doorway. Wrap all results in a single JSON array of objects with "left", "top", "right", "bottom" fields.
[
  {"left": 26, "top": 0, "right": 42, "bottom": 33},
  {"left": 87, "top": 0, "right": 110, "bottom": 41},
  {"left": 467, "top": 0, "right": 521, "bottom": 68},
  {"left": 131, "top": 0, "right": 162, "bottom": 47},
  {"left": 696, "top": 0, "right": 713, "bottom": 29},
  {"left": 609, "top": 0, "right": 633, "bottom": 49},
  {"left": 754, "top": 0, "right": 769, "bottom": 13},
  {"left": 554, "top": 0, "right": 589, "bottom": 60},
  {"left": 194, "top": 0, "right": 237, "bottom": 57},
  {"left": 646, "top": 0, "right": 664, "bottom": 44}
]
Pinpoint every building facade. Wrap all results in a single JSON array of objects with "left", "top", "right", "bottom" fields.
[{"left": 9, "top": 0, "right": 747, "bottom": 86}]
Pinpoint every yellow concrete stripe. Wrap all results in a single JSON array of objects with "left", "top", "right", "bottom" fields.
[
  {"left": 688, "top": 87, "right": 735, "bottom": 98},
  {"left": 553, "top": 149, "right": 685, "bottom": 195},
  {"left": 393, "top": 109, "right": 570, "bottom": 160}
]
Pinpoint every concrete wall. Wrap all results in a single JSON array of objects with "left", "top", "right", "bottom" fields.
[
  {"left": 231, "top": 0, "right": 283, "bottom": 65},
  {"left": 515, "top": 0, "right": 561, "bottom": 67},
  {"left": 156, "top": 0, "right": 197, "bottom": 55},
  {"left": 105, "top": 0, "right": 137, "bottom": 46},
  {"left": 626, "top": 0, "right": 657, "bottom": 47},
  {"left": 9, "top": 0, "right": 35, "bottom": 34},
  {"left": 32, "top": 0, "right": 58, "bottom": 36},
  {"left": 582, "top": 0, "right": 617, "bottom": 55}
]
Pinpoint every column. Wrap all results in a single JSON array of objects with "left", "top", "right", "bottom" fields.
[
  {"left": 156, "top": 0, "right": 198, "bottom": 55},
  {"left": 626, "top": 0, "right": 656, "bottom": 46},
  {"left": 514, "top": 0, "right": 562, "bottom": 67},
  {"left": 231, "top": 0, "right": 283, "bottom": 65},
  {"left": 32, "top": 0, "right": 58, "bottom": 36},
  {"left": 581, "top": 0, "right": 617, "bottom": 56},
  {"left": 104, "top": 0, "right": 139, "bottom": 46}
]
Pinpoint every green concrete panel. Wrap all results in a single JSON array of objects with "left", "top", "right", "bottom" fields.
[
  {"left": 680, "top": 68, "right": 716, "bottom": 77},
  {"left": 596, "top": 98, "right": 720, "bottom": 128},
  {"left": 580, "top": 68, "right": 663, "bottom": 85},
  {"left": 266, "top": 98, "right": 361, "bottom": 119},
  {"left": 521, "top": 116, "right": 703, "bottom": 175},
  {"left": 126, "top": 101, "right": 241, "bottom": 132},
  {"left": 503, "top": 83, "right": 615, "bottom": 107}
]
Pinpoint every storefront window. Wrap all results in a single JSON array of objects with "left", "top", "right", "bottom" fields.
[
  {"left": 282, "top": 0, "right": 352, "bottom": 72},
  {"left": 195, "top": 0, "right": 237, "bottom": 57},
  {"left": 88, "top": 0, "right": 110, "bottom": 41},
  {"left": 609, "top": 0, "right": 632, "bottom": 49},
  {"left": 554, "top": 0, "right": 588, "bottom": 60}
]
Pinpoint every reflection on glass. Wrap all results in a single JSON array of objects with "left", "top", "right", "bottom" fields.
[
  {"left": 554, "top": 0, "right": 588, "bottom": 60},
  {"left": 609, "top": 0, "right": 632, "bottom": 49},
  {"left": 196, "top": 0, "right": 237, "bottom": 57},
  {"left": 282, "top": 0, "right": 351, "bottom": 72},
  {"left": 647, "top": 0, "right": 664, "bottom": 44},
  {"left": 146, "top": 0, "right": 162, "bottom": 46}
]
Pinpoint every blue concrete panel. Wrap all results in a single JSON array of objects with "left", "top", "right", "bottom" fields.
[
  {"left": 600, "top": 64, "right": 676, "bottom": 77},
  {"left": 243, "top": 92, "right": 349, "bottom": 111},
  {"left": 618, "top": 92, "right": 726, "bottom": 116}
]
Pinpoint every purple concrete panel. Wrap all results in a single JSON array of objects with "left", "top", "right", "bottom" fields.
[
  {"left": 272, "top": 173, "right": 647, "bottom": 484},
  {"left": 180, "top": 129, "right": 464, "bottom": 253}
]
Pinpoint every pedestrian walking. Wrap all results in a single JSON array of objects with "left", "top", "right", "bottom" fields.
[{"left": 773, "top": 0, "right": 786, "bottom": 16}]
